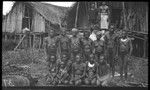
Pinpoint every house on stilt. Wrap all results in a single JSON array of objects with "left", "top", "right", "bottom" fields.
[
  {"left": 2, "top": 2, "right": 69, "bottom": 49},
  {"left": 66, "top": 2, "right": 148, "bottom": 58}
]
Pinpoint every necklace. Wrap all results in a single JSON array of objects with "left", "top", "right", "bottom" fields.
[{"left": 88, "top": 62, "right": 95, "bottom": 67}]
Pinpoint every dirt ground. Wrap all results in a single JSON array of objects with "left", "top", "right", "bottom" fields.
[{"left": 2, "top": 49, "right": 148, "bottom": 87}]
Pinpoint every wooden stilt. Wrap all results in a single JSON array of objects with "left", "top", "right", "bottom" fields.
[
  {"left": 39, "top": 34, "right": 41, "bottom": 49},
  {"left": 143, "top": 36, "right": 146, "bottom": 58},
  {"left": 29, "top": 35, "right": 31, "bottom": 48},
  {"left": 33, "top": 34, "right": 35, "bottom": 48},
  {"left": 5, "top": 34, "right": 7, "bottom": 41}
]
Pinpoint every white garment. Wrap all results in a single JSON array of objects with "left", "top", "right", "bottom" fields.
[
  {"left": 89, "top": 32, "right": 97, "bottom": 41},
  {"left": 100, "top": 14, "right": 109, "bottom": 29},
  {"left": 100, "top": 35, "right": 105, "bottom": 41},
  {"left": 88, "top": 62, "right": 95, "bottom": 67}
]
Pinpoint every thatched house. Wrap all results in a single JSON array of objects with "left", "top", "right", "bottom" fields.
[
  {"left": 66, "top": 2, "right": 148, "bottom": 58},
  {"left": 2, "top": 2, "right": 69, "bottom": 49}
]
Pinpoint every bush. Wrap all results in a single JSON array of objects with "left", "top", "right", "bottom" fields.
[{"left": 2, "top": 40, "right": 18, "bottom": 51}]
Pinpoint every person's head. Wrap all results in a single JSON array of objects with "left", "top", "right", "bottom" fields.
[
  {"left": 48, "top": 30, "right": 55, "bottom": 37},
  {"left": 50, "top": 55, "right": 56, "bottom": 62},
  {"left": 96, "top": 33, "right": 102, "bottom": 40},
  {"left": 102, "top": 2, "right": 106, "bottom": 5},
  {"left": 61, "top": 28, "right": 66, "bottom": 36},
  {"left": 61, "top": 53, "right": 68, "bottom": 62},
  {"left": 75, "top": 54, "right": 81, "bottom": 63},
  {"left": 84, "top": 31, "right": 90, "bottom": 38},
  {"left": 122, "top": 31, "right": 127, "bottom": 38},
  {"left": 72, "top": 28, "right": 78, "bottom": 37},
  {"left": 91, "top": 3, "right": 95, "bottom": 9},
  {"left": 89, "top": 54, "right": 95, "bottom": 62},
  {"left": 109, "top": 25, "right": 114, "bottom": 32},
  {"left": 60, "top": 61, "right": 65, "bottom": 68},
  {"left": 99, "top": 55, "right": 104, "bottom": 63}
]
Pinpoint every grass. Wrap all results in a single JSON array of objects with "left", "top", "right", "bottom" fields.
[{"left": 2, "top": 48, "right": 148, "bottom": 86}]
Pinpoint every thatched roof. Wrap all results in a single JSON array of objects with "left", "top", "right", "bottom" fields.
[
  {"left": 25, "top": 2, "right": 69, "bottom": 25},
  {"left": 6, "top": 2, "right": 69, "bottom": 26}
]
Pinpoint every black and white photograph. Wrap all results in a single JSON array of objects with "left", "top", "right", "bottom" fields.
[{"left": 2, "top": 1, "right": 148, "bottom": 87}]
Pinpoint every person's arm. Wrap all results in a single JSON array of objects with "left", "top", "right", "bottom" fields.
[
  {"left": 96, "top": 62, "right": 100, "bottom": 80},
  {"left": 92, "top": 41, "right": 96, "bottom": 54},
  {"left": 80, "top": 38, "right": 84, "bottom": 56},
  {"left": 70, "top": 63, "right": 74, "bottom": 81},
  {"left": 80, "top": 63, "right": 86, "bottom": 78},
  {"left": 68, "top": 37, "right": 71, "bottom": 57},
  {"left": 129, "top": 38, "right": 133, "bottom": 56}
]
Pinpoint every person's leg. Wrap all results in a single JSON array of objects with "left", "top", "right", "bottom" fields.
[
  {"left": 120, "top": 52, "right": 124, "bottom": 79},
  {"left": 124, "top": 53, "right": 128, "bottom": 79},
  {"left": 91, "top": 78, "right": 96, "bottom": 85},
  {"left": 75, "top": 79, "right": 82, "bottom": 85},
  {"left": 111, "top": 49, "right": 115, "bottom": 77},
  {"left": 84, "top": 78, "right": 90, "bottom": 85}
]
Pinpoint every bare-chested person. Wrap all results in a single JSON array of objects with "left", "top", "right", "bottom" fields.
[
  {"left": 105, "top": 25, "right": 116, "bottom": 77},
  {"left": 81, "top": 31, "right": 93, "bottom": 62},
  {"left": 59, "top": 29, "right": 71, "bottom": 57},
  {"left": 44, "top": 30, "right": 59, "bottom": 63},
  {"left": 46, "top": 55, "right": 58, "bottom": 85},
  {"left": 84, "top": 54, "right": 98, "bottom": 85},
  {"left": 54, "top": 53, "right": 72, "bottom": 85},
  {"left": 97, "top": 55, "right": 111, "bottom": 86},
  {"left": 118, "top": 31, "right": 133, "bottom": 80},
  {"left": 93, "top": 33, "right": 105, "bottom": 62},
  {"left": 70, "top": 54, "right": 86, "bottom": 85},
  {"left": 70, "top": 28, "right": 82, "bottom": 62}
]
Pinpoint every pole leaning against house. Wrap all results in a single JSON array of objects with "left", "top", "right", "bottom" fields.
[{"left": 14, "top": 28, "right": 30, "bottom": 51}]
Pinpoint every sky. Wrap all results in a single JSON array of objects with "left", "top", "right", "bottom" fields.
[{"left": 3, "top": 1, "right": 75, "bottom": 15}]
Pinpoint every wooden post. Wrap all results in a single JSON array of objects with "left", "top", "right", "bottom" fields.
[
  {"left": 29, "top": 35, "right": 31, "bottom": 48},
  {"left": 39, "top": 34, "right": 41, "bottom": 49},
  {"left": 143, "top": 35, "right": 147, "bottom": 58},
  {"left": 33, "top": 34, "right": 35, "bottom": 48},
  {"left": 75, "top": 2, "right": 80, "bottom": 28},
  {"left": 5, "top": 34, "right": 7, "bottom": 41},
  {"left": 122, "top": 2, "right": 127, "bottom": 30}
]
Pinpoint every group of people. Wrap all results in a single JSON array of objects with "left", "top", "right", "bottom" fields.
[{"left": 44, "top": 24, "right": 133, "bottom": 86}]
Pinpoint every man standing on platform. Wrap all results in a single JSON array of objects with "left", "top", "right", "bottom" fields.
[
  {"left": 97, "top": 2, "right": 110, "bottom": 30},
  {"left": 89, "top": 3, "right": 97, "bottom": 27}
]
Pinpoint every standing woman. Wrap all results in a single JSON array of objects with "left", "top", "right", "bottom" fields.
[{"left": 118, "top": 31, "right": 133, "bottom": 80}]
